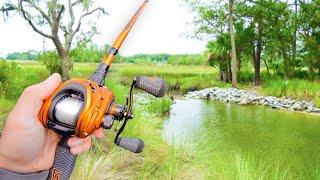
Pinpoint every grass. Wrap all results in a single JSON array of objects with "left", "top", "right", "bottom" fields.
[
  {"left": 1, "top": 60, "right": 320, "bottom": 179},
  {"left": 262, "top": 77, "right": 320, "bottom": 106},
  {"left": 0, "top": 60, "right": 201, "bottom": 179}
]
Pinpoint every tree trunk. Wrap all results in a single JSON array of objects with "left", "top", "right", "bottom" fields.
[
  {"left": 308, "top": 61, "right": 314, "bottom": 81},
  {"left": 229, "top": 0, "right": 238, "bottom": 88},
  {"left": 254, "top": 21, "right": 262, "bottom": 86},
  {"left": 222, "top": 71, "right": 228, "bottom": 83},
  {"left": 52, "top": 37, "right": 70, "bottom": 81},
  {"left": 262, "top": 58, "right": 270, "bottom": 76},
  {"left": 283, "top": 46, "right": 290, "bottom": 78},
  {"left": 61, "top": 51, "right": 70, "bottom": 81},
  {"left": 292, "top": 0, "right": 297, "bottom": 75}
]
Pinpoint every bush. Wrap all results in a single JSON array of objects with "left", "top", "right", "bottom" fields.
[
  {"left": 0, "top": 61, "right": 21, "bottom": 98},
  {"left": 36, "top": 51, "right": 72, "bottom": 74},
  {"left": 147, "top": 97, "right": 172, "bottom": 115}
]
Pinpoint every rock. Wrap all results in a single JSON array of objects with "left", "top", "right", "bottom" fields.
[
  {"left": 185, "top": 87, "right": 319, "bottom": 114},
  {"left": 310, "top": 108, "right": 320, "bottom": 113},
  {"left": 239, "top": 98, "right": 250, "bottom": 105},
  {"left": 291, "top": 103, "right": 303, "bottom": 111}
]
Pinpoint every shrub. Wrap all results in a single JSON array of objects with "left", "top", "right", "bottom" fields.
[
  {"left": 0, "top": 61, "right": 21, "bottom": 98},
  {"left": 147, "top": 97, "right": 172, "bottom": 115},
  {"left": 36, "top": 51, "right": 73, "bottom": 74}
]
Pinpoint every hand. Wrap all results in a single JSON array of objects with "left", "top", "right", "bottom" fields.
[{"left": 0, "top": 74, "right": 104, "bottom": 173}]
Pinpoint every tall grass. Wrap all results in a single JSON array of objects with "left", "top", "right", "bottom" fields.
[
  {"left": 116, "top": 64, "right": 219, "bottom": 93},
  {"left": 262, "top": 77, "right": 320, "bottom": 106},
  {"left": 147, "top": 97, "right": 172, "bottom": 115}
]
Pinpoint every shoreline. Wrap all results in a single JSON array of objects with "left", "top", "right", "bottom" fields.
[{"left": 185, "top": 87, "right": 320, "bottom": 115}]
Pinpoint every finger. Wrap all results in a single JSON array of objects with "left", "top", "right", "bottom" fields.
[
  {"left": 70, "top": 140, "right": 91, "bottom": 155},
  {"left": 67, "top": 135, "right": 91, "bottom": 148},
  {"left": 93, "top": 128, "right": 105, "bottom": 139}
]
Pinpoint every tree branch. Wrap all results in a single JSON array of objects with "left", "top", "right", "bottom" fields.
[
  {"left": 22, "top": 0, "right": 52, "bottom": 25},
  {"left": 60, "top": 25, "right": 68, "bottom": 34},
  {"left": 71, "top": 7, "right": 107, "bottom": 39},
  {"left": 0, "top": 4, "right": 16, "bottom": 12},
  {"left": 57, "top": 5, "right": 65, "bottom": 22},
  {"left": 71, "top": 0, "right": 82, "bottom": 6},
  {"left": 68, "top": 0, "right": 75, "bottom": 32},
  {"left": 18, "top": 1, "right": 53, "bottom": 39}
]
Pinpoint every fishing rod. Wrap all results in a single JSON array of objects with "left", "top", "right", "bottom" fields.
[{"left": 38, "top": 1, "right": 168, "bottom": 179}]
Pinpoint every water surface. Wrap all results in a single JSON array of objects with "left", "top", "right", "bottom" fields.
[{"left": 163, "top": 99, "right": 320, "bottom": 179}]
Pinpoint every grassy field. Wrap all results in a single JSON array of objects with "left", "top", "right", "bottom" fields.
[
  {"left": 1, "top": 60, "right": 320, "bottom": 126},
  {"left": 1, "top": 60, "right": 320, "bottom": 179}
]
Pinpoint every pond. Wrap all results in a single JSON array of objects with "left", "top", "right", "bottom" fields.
[{"left": 163, "top": 99, "right": 320, "bottom": 179}]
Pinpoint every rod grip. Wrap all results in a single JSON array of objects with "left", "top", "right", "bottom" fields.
[
  {"left": 116, "top": 137, "right": 144, "bottom": 153},
  {"left": 135, "top": 76, "right": 168, "bottom": 97},
  {"left": 48, "top": 137, "right": 76, "bottom": 180}
]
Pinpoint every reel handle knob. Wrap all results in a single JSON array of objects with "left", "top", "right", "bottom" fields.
[
  {"left": 116, "top": 137, "right": 144, "bottom": 153},
  {"left": 135, "top": 76, "right": 168, "bottom": 97}
]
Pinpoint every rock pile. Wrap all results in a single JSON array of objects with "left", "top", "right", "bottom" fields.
[{"left": 186, "top": 87, "right": 320, "bottom": 113}]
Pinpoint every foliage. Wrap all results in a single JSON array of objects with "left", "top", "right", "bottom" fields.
[
  {"left": 70, "top": 42, "right": 106, "bottom": 63},
  {"left": 124, "top": 54, "right": 170, "bottom": 64},
  {"left": 36, "top": 51, "right": 64, "bottom": 74},
  {"left": 0, "top": 61, "right": 22, "bottom": 98},
  {"left": 184, "top": 0, "right": 320, "bottom": 84},
  {"left": 147, "top": 97, "right": 172, "bottom": 115},
  {"left": 167, "top": 54, "right": 206, "bottom": 65},
  {"left": 121, "top": 54, "right": 206, "bottom": 66},
  {"left": 6, "top": 51, "right": 37, "bottom": 60}
]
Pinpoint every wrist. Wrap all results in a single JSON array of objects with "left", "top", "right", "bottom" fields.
[{"left": 0, "top": 150, "right": 34, "bottom": 174}]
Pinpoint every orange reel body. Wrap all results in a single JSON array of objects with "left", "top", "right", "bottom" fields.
[{"left": 39, "top": 79, "right": 115, "bottom": 138}]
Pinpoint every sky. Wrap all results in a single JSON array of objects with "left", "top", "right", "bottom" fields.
[{"left": 0, "top": 0, "right": 207, "bottom": 57}]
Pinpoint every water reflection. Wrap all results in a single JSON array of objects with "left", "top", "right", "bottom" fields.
[
  {"left": 163, "top": 99, "right": 205, "bottom": 146},
  {"left": 163, "top": 99, "right": 320, "bottom": 178}
]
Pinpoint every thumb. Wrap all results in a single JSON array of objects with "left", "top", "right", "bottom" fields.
[
  {"left": 22, "top": 73, "right": 61, "bottom": 102},
  {"left": 8, "top": 73, "right": 62, "bottom": 124},
  {"left": 30, "top": 73, "right": 62, "bottom": 100}
]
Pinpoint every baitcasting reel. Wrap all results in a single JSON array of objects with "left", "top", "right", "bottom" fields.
[
  {"left": 36, "top": 1, "right": 168, "bottom": 180},
  {"left": 39, "top": 76, "right": 168, "bottom": 152}
]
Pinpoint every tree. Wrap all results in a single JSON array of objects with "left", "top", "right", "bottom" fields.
[
  {"left": 240, "top": 0, "right": 268, "bottom": 85},
  {"left": 183, "top": 0, "right": 235, "bottom": 83},
  {"left": 229, "top": 0, "right": 238, "bottom": 87},
  {"left": 299, "top": 0, "right": 320, "bottom": 80},
  {"left": 1, "top": 0, "right": 107, "bottom": 80},
  {"left": 207, "top": 36, "right": 232, "bottom": 82}
]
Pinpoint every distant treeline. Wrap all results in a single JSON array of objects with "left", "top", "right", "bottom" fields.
[
  {"left": 3, "top": 48, "right": 206, "bottom": 66},
  {"left": 122, "top": 53, "right": 206, "bottom": 65},
  {"left": 4, "top": 51, "right": 38, "bottom": 60}
]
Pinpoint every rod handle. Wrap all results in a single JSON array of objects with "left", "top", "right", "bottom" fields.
[{"left": 47, "top": 137, "right": 76, "bottom": 180}]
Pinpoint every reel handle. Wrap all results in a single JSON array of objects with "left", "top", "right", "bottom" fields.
[
  {"left": 135, "top": 76, "right": 168, "bottom": 97},
  {"left": 116, "top": 137, "right": 144, "bottom": 153},
  {"left": 48, "top": 136, "right": 76, "bottom": 180}
]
